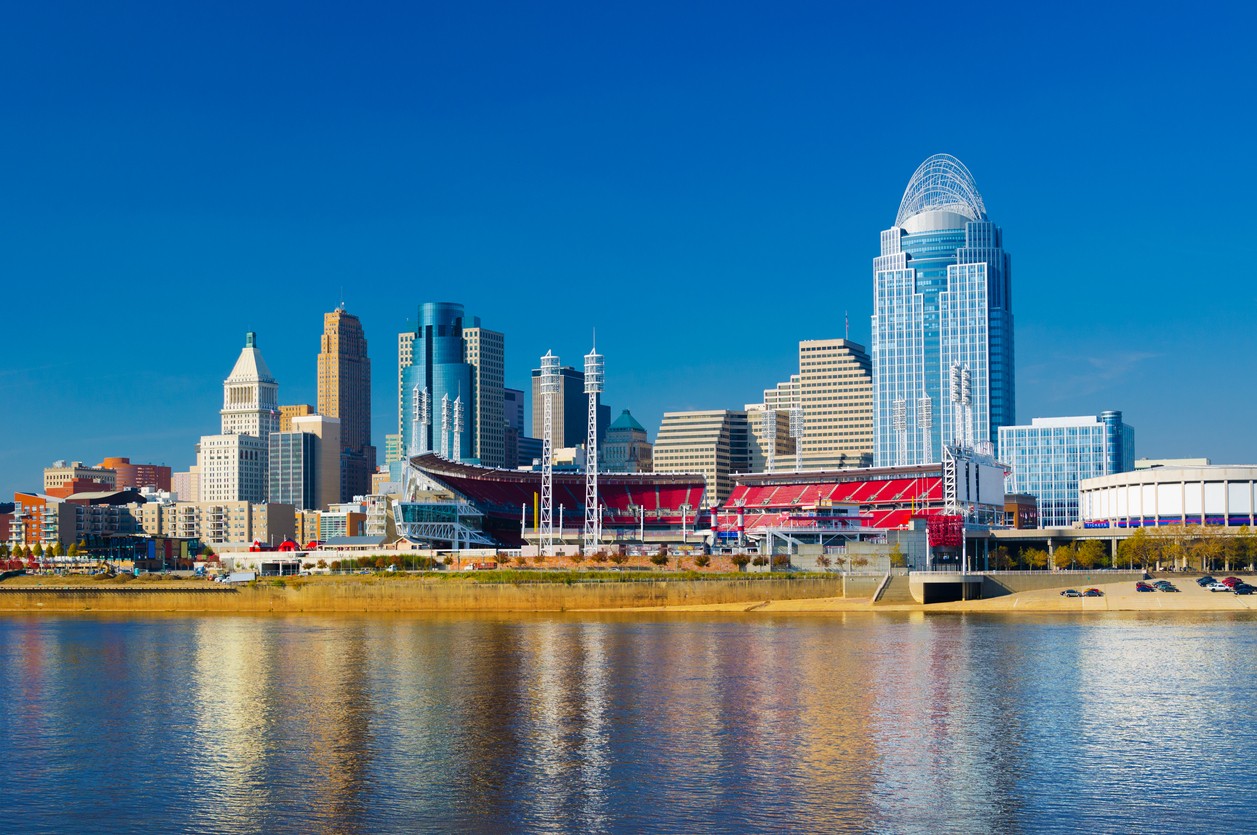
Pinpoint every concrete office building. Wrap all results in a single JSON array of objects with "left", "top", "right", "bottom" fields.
[
  {"left": 872, "top": 154, "right": 1014, "bottom": 466},
  {"left": 384, "top": 433, "right": 402, "bottom": 465},
  {"left": 757, "top": 338, "right": 874, "bottom": 470},
  {"left": 530, "top": 365, "right": 609, "bottom": 452},
  {"left": 462, "top": 325, "right": 506, "bottom": 469},
  {"left": 653, "top": 410, "right": 749, "bottom": 506},
  {"left": 397, "top": 331, "right": 415, "bottom": 437},
  {"left": 269, "top": 415, "right": 342, "bottom": 511},
  {"left": 998, "top": 411, "right": 1134, "bottom": 528},
  {"left": 197, "top": 434, "right": 269, "bottom": 504},
  {"left": 171, "top": 468, "right": 199, "bottom": 503},
  {"left": 278, "top": 404, "right": 315, "bottom": 432},
  {"left": 318, "top": 307, "right": 376, "bottom": 501}
]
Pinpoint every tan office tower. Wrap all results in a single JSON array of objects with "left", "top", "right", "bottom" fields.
[
  {"left": 279, "top": 404, "right": 314, "bottom": 432},
  {"left": 653, "top": 410, "right": 749, "bottom": 506},
  {"left": 758, "top": 339, "right": 873, "bottom": 470},
  {"left": 462, "top": 326, "right": 506, "bottom": 468},
  {"left": 397, "top": 331, "right": 415, "bottom": 437},
  {"left": 318, "top": 307, "right": 376, "bottom": 501}
]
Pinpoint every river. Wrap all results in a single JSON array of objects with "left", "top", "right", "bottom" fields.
[{"left": 1, "top": 612, "right": 1253, "bottom": 833}]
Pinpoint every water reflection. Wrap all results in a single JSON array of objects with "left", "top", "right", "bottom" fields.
[{"left": 3, "top": 612, "right": 1257, "bottom": 833}]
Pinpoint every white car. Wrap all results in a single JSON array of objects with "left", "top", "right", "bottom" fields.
[{"left": 1207, "top": 582, "right": 1232, "bottom": 592}]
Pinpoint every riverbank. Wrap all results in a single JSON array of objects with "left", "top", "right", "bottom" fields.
[
  {"left": 2, "top": 572, "right": 1255, "bottom": 615},
  {"left": 0, "top": 572, "right": 849, "bottom": 613},
  {"left": 639, "top": 575, "right": 1257, "bottom": 613}
]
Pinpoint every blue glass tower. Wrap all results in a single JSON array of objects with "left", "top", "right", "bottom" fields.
[
  {"left": 872, "top": 154, "right": 1014, "bottom": 466},
  {"left": 401, "top": 302, "right": 475, "bottom": 462},
  {"left": 998, "top": 411, "right": 1135, "bottom": 527}
]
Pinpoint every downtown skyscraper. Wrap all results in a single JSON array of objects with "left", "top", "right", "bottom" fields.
[
  {"left": 398, "top": 302, "right": 506, "bottom": 468},
  {"left": 318, "top": 306, "right": 376, "bottom": 501},
  {"left": 871, "top": 154, "right": 1014, "bottom": 467}
]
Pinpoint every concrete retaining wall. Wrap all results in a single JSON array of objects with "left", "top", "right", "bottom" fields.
[{"left": 0, "top": 576, "right": 846, "bottom": 614}]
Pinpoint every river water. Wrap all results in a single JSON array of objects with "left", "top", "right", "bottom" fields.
[{"left": 1, "top": 612, "right": 1254, "bottom": 833}]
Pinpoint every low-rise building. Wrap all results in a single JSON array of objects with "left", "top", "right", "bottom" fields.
[
  {"left": 1080, "top": 465, "right": 1257, "bottom": 528},
  {"left": 99, "top": 457, "right": 172, "bottom": 491},
  {"left": 43, "top": 461, "right": 116, "bottom": 493}
]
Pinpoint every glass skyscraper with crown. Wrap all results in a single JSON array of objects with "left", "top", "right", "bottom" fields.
[{"left": 872, "top": 154, "right": 1014, "bottom": 467}]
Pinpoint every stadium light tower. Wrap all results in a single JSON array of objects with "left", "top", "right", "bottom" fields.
[
  {"left": 892, "top": 398, "right": 907, "bottom": 467},
  {"left": 440, "top": 393, "right": 451, "bottom": 460},
  {"left": 583, "top": 339, "right": 604, "bottom": 551},
  {"left": 409, "top": 384, "right": 421, "bottom": 457},
  {"left": 761, "top": 408, "right": 777, "bottom": 474},
  {"left": 540, "top": 351, "right": 559, "bottom": 555},
  {"left": 451, "top": 394, "right": 464, "bottom": 464},
  {"left": 948, "top": 363, "right": 962, "bottom": 448},
  {"left": 789, "top": 406, "right": 804, "bottom": 472},
  {"left": 918, "top": 392, "right": 932, "bottom": 464}
]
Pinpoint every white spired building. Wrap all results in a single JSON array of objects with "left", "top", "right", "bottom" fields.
[{"left": 198, "top": 332, "right": 281, "bottom": 503}]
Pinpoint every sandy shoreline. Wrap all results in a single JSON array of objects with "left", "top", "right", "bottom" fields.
[
  {"left": 620, "top": 576, "right": 1257, "bottom": 614},
  {"left": 2, "top": 573, "right": 1255, "bottom": 615}
]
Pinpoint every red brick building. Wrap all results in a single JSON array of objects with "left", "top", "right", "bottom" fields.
[{"left": 99, "top": 457, "right": 172, "bottom": 491}]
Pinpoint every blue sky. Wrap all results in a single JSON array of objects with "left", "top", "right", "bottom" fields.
[{"left": 2, "top": 1, "right": 1255, "bottom": 498}]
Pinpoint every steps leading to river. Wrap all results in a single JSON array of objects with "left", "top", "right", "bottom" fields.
[{"left": 872, "top": 574, "right": 915, "bottom": 606}]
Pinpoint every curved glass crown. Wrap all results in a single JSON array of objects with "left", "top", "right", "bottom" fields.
[{"left": 895, "top": 154, "right": 987, "bottom": 230}]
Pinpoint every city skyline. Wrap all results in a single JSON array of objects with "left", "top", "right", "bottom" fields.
[{"left": 4, "top": 2, "right": 1257, "bottom": 500}]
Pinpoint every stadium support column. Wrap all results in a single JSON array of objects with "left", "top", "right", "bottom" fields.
[{"left": 583, "top": 341, "right": 604, "bottom": 551}]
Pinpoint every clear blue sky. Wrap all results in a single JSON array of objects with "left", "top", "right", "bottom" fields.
[{"left": 2, "top": 1, "right": 1255, "bottom": 498}]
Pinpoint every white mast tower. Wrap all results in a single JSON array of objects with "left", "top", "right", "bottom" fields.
[
  {"left": 583, "top": 339, "right": 604, "bottom": 551},
  {"left": 451, "top": 394, "right": 464, "bottom": 464},
  {"left": 789, "top": 406, "right": 804, "bottom": 472},
  {"left": 761, "top": 407, "right": 777, "bottom": 474},
  {"left": 539, "top": 351, "right": 559, "bottom": 555},
  {"left": 410, "top": 385, "right": 431, "bottom": 456},
  {"left": 440, "top": 394, "right": 451, "bottom": 460}
]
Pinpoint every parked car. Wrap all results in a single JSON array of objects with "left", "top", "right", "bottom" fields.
[
  {"left": 1207, "top": 582, "right": 1232, "bottom": 592},
  {"left": 1159, "top": 585, "right": 1179, "bottom": 592},
  {"left": 1197, "top": 576, "right": 1217, "bottom": 587},
  {"left": 1060, "top": 589, "right": 1081, "bottom": 597},
  {"left": 1083, "top": 588, "right": 1104, "bottom": 597},
  {"left": 1233, "top": 584, "right": 1255, "bottom": 595},
  {"left": 1136, "top": 585, "right": 1155, "bottom": 593}
]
